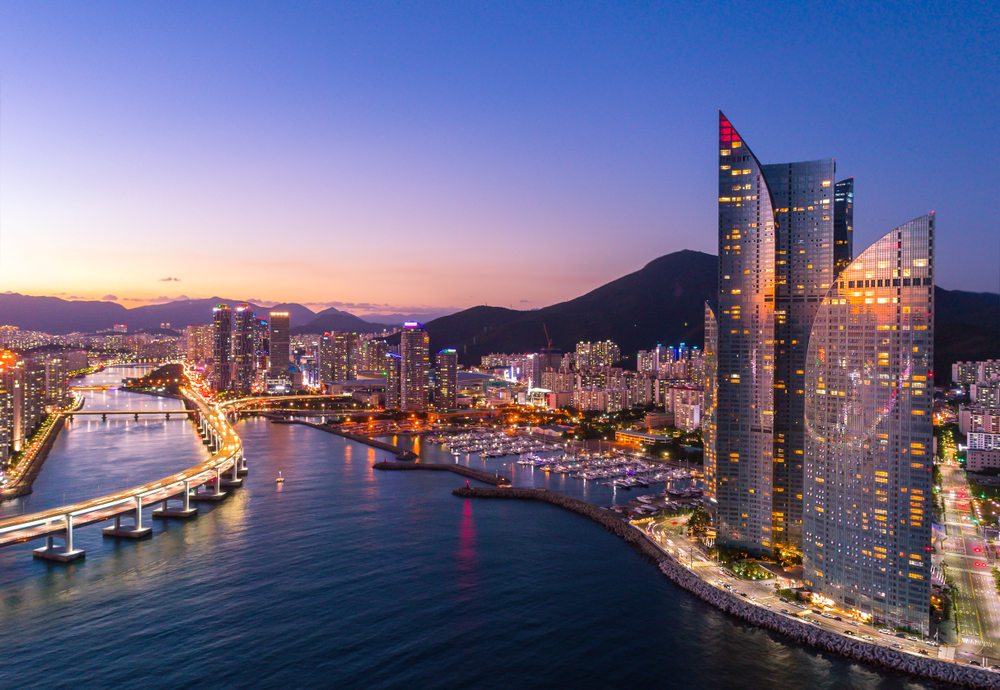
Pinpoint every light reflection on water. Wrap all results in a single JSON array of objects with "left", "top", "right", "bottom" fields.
[{"left": 0, "top": 412, "right": 933, "bottom": 690}]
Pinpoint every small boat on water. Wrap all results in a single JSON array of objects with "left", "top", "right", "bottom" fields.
[{"left": 276, "top": 471, "right": 285, "bottom": 484}]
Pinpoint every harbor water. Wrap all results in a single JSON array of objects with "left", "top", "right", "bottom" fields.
[{"left": 0, "top": 379, "right": 933, "bottom": 689}]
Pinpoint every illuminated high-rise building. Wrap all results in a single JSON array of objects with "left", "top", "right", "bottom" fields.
[
  {"left": 803, "top": 214, "right": 934, "bottom": 633},
  {"left": 233, "top": 303, "right": 255, "bottom": 395},
  {"left": 268, "top": 312, "right": 290, "bottom": 376},
  {"left": 400, "top": 322, "right": 429, "bottom": 412},
  {"left": 384, "top": 353, "right": 401, "bottom": 410},
  {"left": 707, "top": 112, "right": 854, "bottom": 553},
  {"left": 834, "top": 178, "right": 855, "bottom": 274},
  {"left": 212, "top": 304, "right": 233, "bottom": 392},
  {"left": 435, "top": 349, "right": 458, "bottom": 409}
]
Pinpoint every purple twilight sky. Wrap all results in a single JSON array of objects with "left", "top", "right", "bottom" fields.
[{"left": 0, "top": 2, "right": 996, "bottom": 316}]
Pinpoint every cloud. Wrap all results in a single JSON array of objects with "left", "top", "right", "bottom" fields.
[
  {"left": 102, "top": 294, "right": 119, "bottom": 301},
  {"left": 519, "top": 299, "right": 530, "bottom": 303},
  {"left": 159, "top": 277, "right": 181, "bottom": 282}
]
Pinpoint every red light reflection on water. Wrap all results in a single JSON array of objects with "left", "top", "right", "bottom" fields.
[{"left": 456, "top": 500, "right": 479, "bottom": 600}]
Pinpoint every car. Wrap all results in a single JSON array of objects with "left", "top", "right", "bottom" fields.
[
  {"left": 780, "top": 609, "right": 789, "bottom": 614},
  {"left": 970, "top": 661, "right": 981, "bottom": 667},
  {"left": 891, "top": 643, "right": 902, "bottom": 649},
  {"left": 861, "top": 635, "right": 874, "bottom": 641},
  {"left": 833, "top": 616, "right": 842, "bottom": 622},
  {"left": 917, "top": 650, "right": 929, "bottom": 656},
  {"left": 895, "top": 633, "right": 906, "bottom": 638},
  {"left": 843, "top": 630, "right": 855, "bottom": 636},
  {"left": 878, "top": 628, "right": 892, "bottom": 635},
  {"left": 907, "top": 636, "right": 920, "bottom": 642}
]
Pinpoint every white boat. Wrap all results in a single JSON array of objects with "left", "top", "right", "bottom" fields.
[{"left": 276, "top": 471, "right": 285, "bottom": 483}]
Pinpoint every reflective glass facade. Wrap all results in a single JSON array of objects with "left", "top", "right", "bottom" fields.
[
  {"left": 713, "top": 112, "right": 777, "bottom": 550},
  {"left": 803, "top": 214, "right": 934, "bottom": 634},
  {"left": 212, "top": 304, "right": 232, "bottom": 392},
  {"left": 401, "top": 322, "right": 429, "bottom": 412},
  {"left": 762, "top": 159, "right": 837, "bottom": 548}
]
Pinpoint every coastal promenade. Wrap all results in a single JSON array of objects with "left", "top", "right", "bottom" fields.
[
  {"left": 453, "top": 485, "right": 1000, "bottom": 689},
  {"left": 0, "top": 386, "right": 245, "bottom": 563}
]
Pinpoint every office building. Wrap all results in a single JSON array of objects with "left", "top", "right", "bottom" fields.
[
  {"left": 233, "top": 303, "right": 255, "bottom": 395},
  {"left": 212, "top": 304, "right": 233, "bottom": 392},
  {"left": 400, "top": 322, "right": 429, "bottom": 412},
  {"left": 803, "top": 214, "right": 934, "bottom": 633},
  {"left": 268, "top": 312, "right": 291, "bottom": 376}
]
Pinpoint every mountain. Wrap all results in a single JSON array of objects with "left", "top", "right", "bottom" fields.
[
  {"left": 412, "top": 250, "right": 1000, "bottom": 382},
  {"left": 0, "top": 293, "right": 128, "bottom": 334},
  {"left": 0, "top": 294, "right": 318, "bottom": 333},
  {"left": 127, "top": 299, "right": 317, "bottom": 329},
  {"left": 417, "top": 250, "right": 717, "bottom": 362},
  {"left": 292, "top": 307, "right": 383, "bottom": 335}
]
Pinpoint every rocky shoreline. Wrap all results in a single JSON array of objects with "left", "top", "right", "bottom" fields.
[{"left": 452, "top": 486, "right": 1000, "bottom": 690}]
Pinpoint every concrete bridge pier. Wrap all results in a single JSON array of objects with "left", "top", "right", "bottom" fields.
[
  {"left": 237, "top": 453, "right": 249, "bottom": 477},
  {"left": 103, "top": 496, "right": 153, "bottom": 539},
  {"left": 34, "top": 514, "right": 86, "bottom": 562},
  {"left": 190, "top": 469, "right": 227, "bottom": 502},
  {"left": 101, "top": 413, "right": 107, "bottom": 421},
  {"left": 219, "top": 459, "right": 243, "bottom": 488},
  {"left": 152, "top": 480, "right": 198, "bottom": 519}
]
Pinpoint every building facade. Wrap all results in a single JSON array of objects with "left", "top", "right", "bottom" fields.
[
  {"left": 233, "top": 303, "right": 255, "bottom": 395},
  {"left": 803, "top": 214, "right": 934, "bottom": 634},
  {"left": 435, "top": 349, "right": 458, "bottom": 409},
  {"left": 212, "top": 304, "right": 233, "bottom": 392},
  {"left": 268, "top": 311, "right": 290, "bottom": 376},
  {"left": 400, "top": 322, "right": 429, "bottom": 412}
]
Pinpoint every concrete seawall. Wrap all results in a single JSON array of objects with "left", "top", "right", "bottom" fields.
[
  {"left": 375, "top": 461, "right": 510, "bottom": 486},
  {"left": 453, "top": 486, "right": 1000, "bottom": 690},
  {"left": 274, "top": 420, "right": 418, "bottom": 460}
]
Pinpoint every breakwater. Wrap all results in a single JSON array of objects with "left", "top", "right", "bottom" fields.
[
  {"left": 0, "top": 417, "right": 67, "bottom": 502},
  {"left": 453, "top": 486, "right": 999, "bottom": 690},
  {"left": 376, "top": 461, "right": 510, "bottom": 486},
  {"left": 275, "top": 420, "right": 418, "bottom": 460}
]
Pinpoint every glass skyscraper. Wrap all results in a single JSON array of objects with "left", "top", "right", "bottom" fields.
[
  {"left": 212, "top": 304, "right": 232, "bottom": 393},
  {"left": 803, "top": 214, "right": 934, "bottom": 634},
  {"left": 401, "top": 322, "right": 430, "bottom": 413},
  {"left": 708, "top": 112, "right": 856, "bottom": 553}
]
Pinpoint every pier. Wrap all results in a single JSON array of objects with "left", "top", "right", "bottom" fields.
[
  {"left": 275, "top": 420, "right": 418, "bottom": 460},
  {"left": 375, "top": 461, "right": 510, "bottom": 486}
]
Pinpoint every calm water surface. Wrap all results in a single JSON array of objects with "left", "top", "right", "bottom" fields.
[{"left": 0, "top": 388, "right": 934, "bottom": 689}]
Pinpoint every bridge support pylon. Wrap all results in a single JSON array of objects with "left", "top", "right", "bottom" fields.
[
  {"left": 103, "top": 496, "right": 153, "bottom": 539},
  {"left": 219, "top": 460, "right": 243, "bottom": 488},
  {"left": 34, "top": 514, "right": 86, "bottom": 563},
  {"left": 152, "top": 480, "right": 198, "bottom": 519},
  {"left": 190, "top": 469, "right": 227, "bottom": 502},
  {"left": 237, "top": 453, "right": 249, "bottom": 477}
]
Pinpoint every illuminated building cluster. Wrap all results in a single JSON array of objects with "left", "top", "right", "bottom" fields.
[{"left": 704, "top": 112, "right": 934, "bottom": 633}]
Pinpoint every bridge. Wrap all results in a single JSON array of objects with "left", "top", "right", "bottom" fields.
[
  {"left": 67, "top": 410, "right": 196, "bottom": 421},
  {"left": 0, "top": 387, "right": 247, "bottom": 563}
]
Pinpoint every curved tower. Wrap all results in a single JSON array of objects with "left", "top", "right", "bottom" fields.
[
  {"left": 713, "top": 111, "right": 777, "bottom": 550},
  {"left": 803, "top": 214, "right": 934, "bottom": 634}
]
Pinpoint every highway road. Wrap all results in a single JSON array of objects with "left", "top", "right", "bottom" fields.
[{"left": 939, "top": 461, "right": 1000, "bottom": 664}]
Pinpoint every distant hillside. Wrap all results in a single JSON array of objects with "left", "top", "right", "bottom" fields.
[
  {"left": 413, "top": 251, "right": 999, "bottom": 382},
  {"left": 0, "top": 293, "right": 128, "bottom": 333},
  {"left": 420, "top": 250, "right": 717, "bottom": 362},
  {"left": 292, "top": 306, "right": 385, "bottom": 335},
  {"left": 0, "top": 294, "right": 318, "bottom": 333}
]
